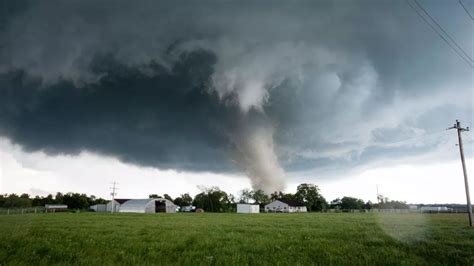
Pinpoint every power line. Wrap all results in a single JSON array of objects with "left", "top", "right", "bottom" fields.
[
  {"left": 414, "top": 0, "right": 474, "bottom": 62},
  {"left": 406, "top": 0, "right": 474, "bottom": 68},
  {"left": 459, "top": 0, "right": 474, "bottom": 20}
]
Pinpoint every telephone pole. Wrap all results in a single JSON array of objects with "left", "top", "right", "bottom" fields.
[
  {"left": 376, "top": 184, "right": 379, "bottom": 203},
  {"left": 448, "top": 120, "right": 472, "bottom": 227},
  {"left": 110, "top": 181, "right": 118, "bottom": 213}
]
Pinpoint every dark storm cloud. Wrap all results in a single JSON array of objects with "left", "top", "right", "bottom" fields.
[
  {"left": 0, "top": 0, "right": 472, "bottom": 188},
  {"left": 0, "top": 49, "right": 244, "bottom": 171}
]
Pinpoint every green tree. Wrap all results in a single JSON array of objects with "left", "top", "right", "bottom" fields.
[
  {"left": 55, "top": 192, "right": 64, "bottom": 204},
  {"left": 295, "top": 183, "right": 327, "bottom": 211},
  {"left": 3, "top": 194, "right": 32, "bottom": 208},
  {"left": 252, "top": 189, "right": 270, "bottom": 207},
  {"left": 163, "top": 194, "right": 173, "bottom": 202},
  {"left": 43, "top": 194, "right": 54, "bottom": 205},
  {"left": 149, "top": 194, "right": 161, "bottom": 199},
  {"left": 340, "top": 197, "right": 365, "bottom": 210},
  {"left": 193, "top": 187, "right": 232, "bottom": 212},
  {"left": 377, "top": 200, "right": 408, "bottom": 209},
  {"left": 62, "top": 193, "right": 89, "bottom": 209},
  {"left": 330, "top": 198, "right": 342, "bottom": 209},
  {"left": 0, "top": 194, "right": 6, "bottom": 207},
  {"left": 270, "top": 191, "right": 297, "bottom": 202},
  {"left": 364, "top": 200, "right": 373, "bottom": 210},
  {"left": 32, "top": 196, "right": 43, "bottom": 206},
  {"left": 174, "top": 193, "right": 193, "bottom": 207},
  {"left": 239, "top": 189, "right": 253, "bottom": 203}
]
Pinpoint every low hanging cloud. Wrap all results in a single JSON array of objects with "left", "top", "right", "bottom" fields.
[{"left": 0, "top": 0, "right": 472, "bottom": 192}]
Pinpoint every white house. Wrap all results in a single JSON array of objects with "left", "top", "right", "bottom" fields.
[
  {"left": 237, "top": 203, "right": 260, "bottom": 213},
  {"left": 118, "top": 198, "right": 177, "bottom": 213},
  {"left": 264, "top": 200, "right": 307, "bottom": 213}
]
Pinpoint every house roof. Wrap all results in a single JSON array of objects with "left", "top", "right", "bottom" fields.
[{"left": 278, "top": 199, "right": 306, "bottom": 207}]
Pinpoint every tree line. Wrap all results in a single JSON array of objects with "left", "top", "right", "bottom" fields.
[
  {"left": 1, "top": 183, "right": 408, "bottom": 211},
  {"left": 148, "top": 183, "right": 408, "bottom": 212},
  {"left": 0, "top": 193, "right": 107, "bottom": 209}
]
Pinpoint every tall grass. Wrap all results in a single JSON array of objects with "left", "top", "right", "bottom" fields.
[{"left": 0, "top": 213, "right": 472, "bottom": 265}]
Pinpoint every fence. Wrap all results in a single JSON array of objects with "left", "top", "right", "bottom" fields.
[
  {"left": 325, "top": 208, "right": 467, "bottom": 213},
  {"left": 0, "top": 207, "right": 47, "bottom": 215},
  {"left": 0, "top": 208, "right": 91, "bottom": 215}
]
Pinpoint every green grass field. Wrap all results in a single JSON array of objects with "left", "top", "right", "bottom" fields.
[{"left": 0, "top": 213, "right": 473, "bottom": 265}]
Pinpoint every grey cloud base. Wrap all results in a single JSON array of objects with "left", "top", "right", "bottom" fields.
[{"left": 0, "top": 51, "right": 237, "bottom": 172}]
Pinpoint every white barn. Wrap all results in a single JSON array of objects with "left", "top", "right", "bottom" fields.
[
  {"left": 119, "top": 198, "right": 177, "bottom": 213},
  {"left": 264, "top": 200, "right": 307, "bottom": 213},
  {"left": 237, "top": 203, "right": 260, "bottom": 213}
]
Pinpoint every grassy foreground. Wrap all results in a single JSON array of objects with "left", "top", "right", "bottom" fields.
[{"left": 0, "top": 212, "right": 473, "bottom": 265}]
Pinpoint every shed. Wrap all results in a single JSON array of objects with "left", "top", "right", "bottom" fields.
[
  {"left": 237, "top": 203, "right": 260, "bottom": 213},
  {"left": 264, "top": 200, "right": 307, "bottom": 213},
  {"left": 118, "top": 198, "right": 177, "bottom": 213}
]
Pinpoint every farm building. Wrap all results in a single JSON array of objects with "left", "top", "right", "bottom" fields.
[
  {"left": 106, "top": 199, "right": 130, "bottom": 212},
  {"left": 119, "top": 198, "right": 177, "bottom": 213},
  {"left": 264, "top": 200, "right": 307, "bottom": 213},
  {"left": 237, "top": 204, "right": 260, "bottom": 213}
]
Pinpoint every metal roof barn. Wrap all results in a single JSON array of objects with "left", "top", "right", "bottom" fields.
[{"left": 118, "top": 198, "right": 177, "bottom": 213}]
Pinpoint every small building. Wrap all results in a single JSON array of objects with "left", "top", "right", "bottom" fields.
[
  {"left": 237, "top": 203, "right": 260, "bottom": 213},
  {"left": 45, "top": 204, "right": 68, "bottom": 212},
  {"left": 264, "top": 200, "right": 307, "bottom": 213},
  {"left": 118, "top": 198, "right": 177, "bottom": 213}
]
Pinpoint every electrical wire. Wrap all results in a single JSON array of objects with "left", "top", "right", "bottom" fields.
[
  {"left": 406, "top": 0, "right": 474, "bottom": 68},
  {"left": 459, "top": 0, "right": 474, "bottom": 20},
  {"left": 414, "top": 0, "right": 474, "bottom": 62}
]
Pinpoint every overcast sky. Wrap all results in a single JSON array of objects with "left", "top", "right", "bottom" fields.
[{"left": 0, "top": 0, "right": 473, "bottom": 203}]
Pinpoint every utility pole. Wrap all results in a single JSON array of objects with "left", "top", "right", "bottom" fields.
[
  {"left": 448, "top": 120, "right": 472, "bottom": 227},
  {"left": 110, "top": 181, "right": 118, "bottom": 213},
  {"left": 376, "top": 184, "right": 379, "bottom": 203}
]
